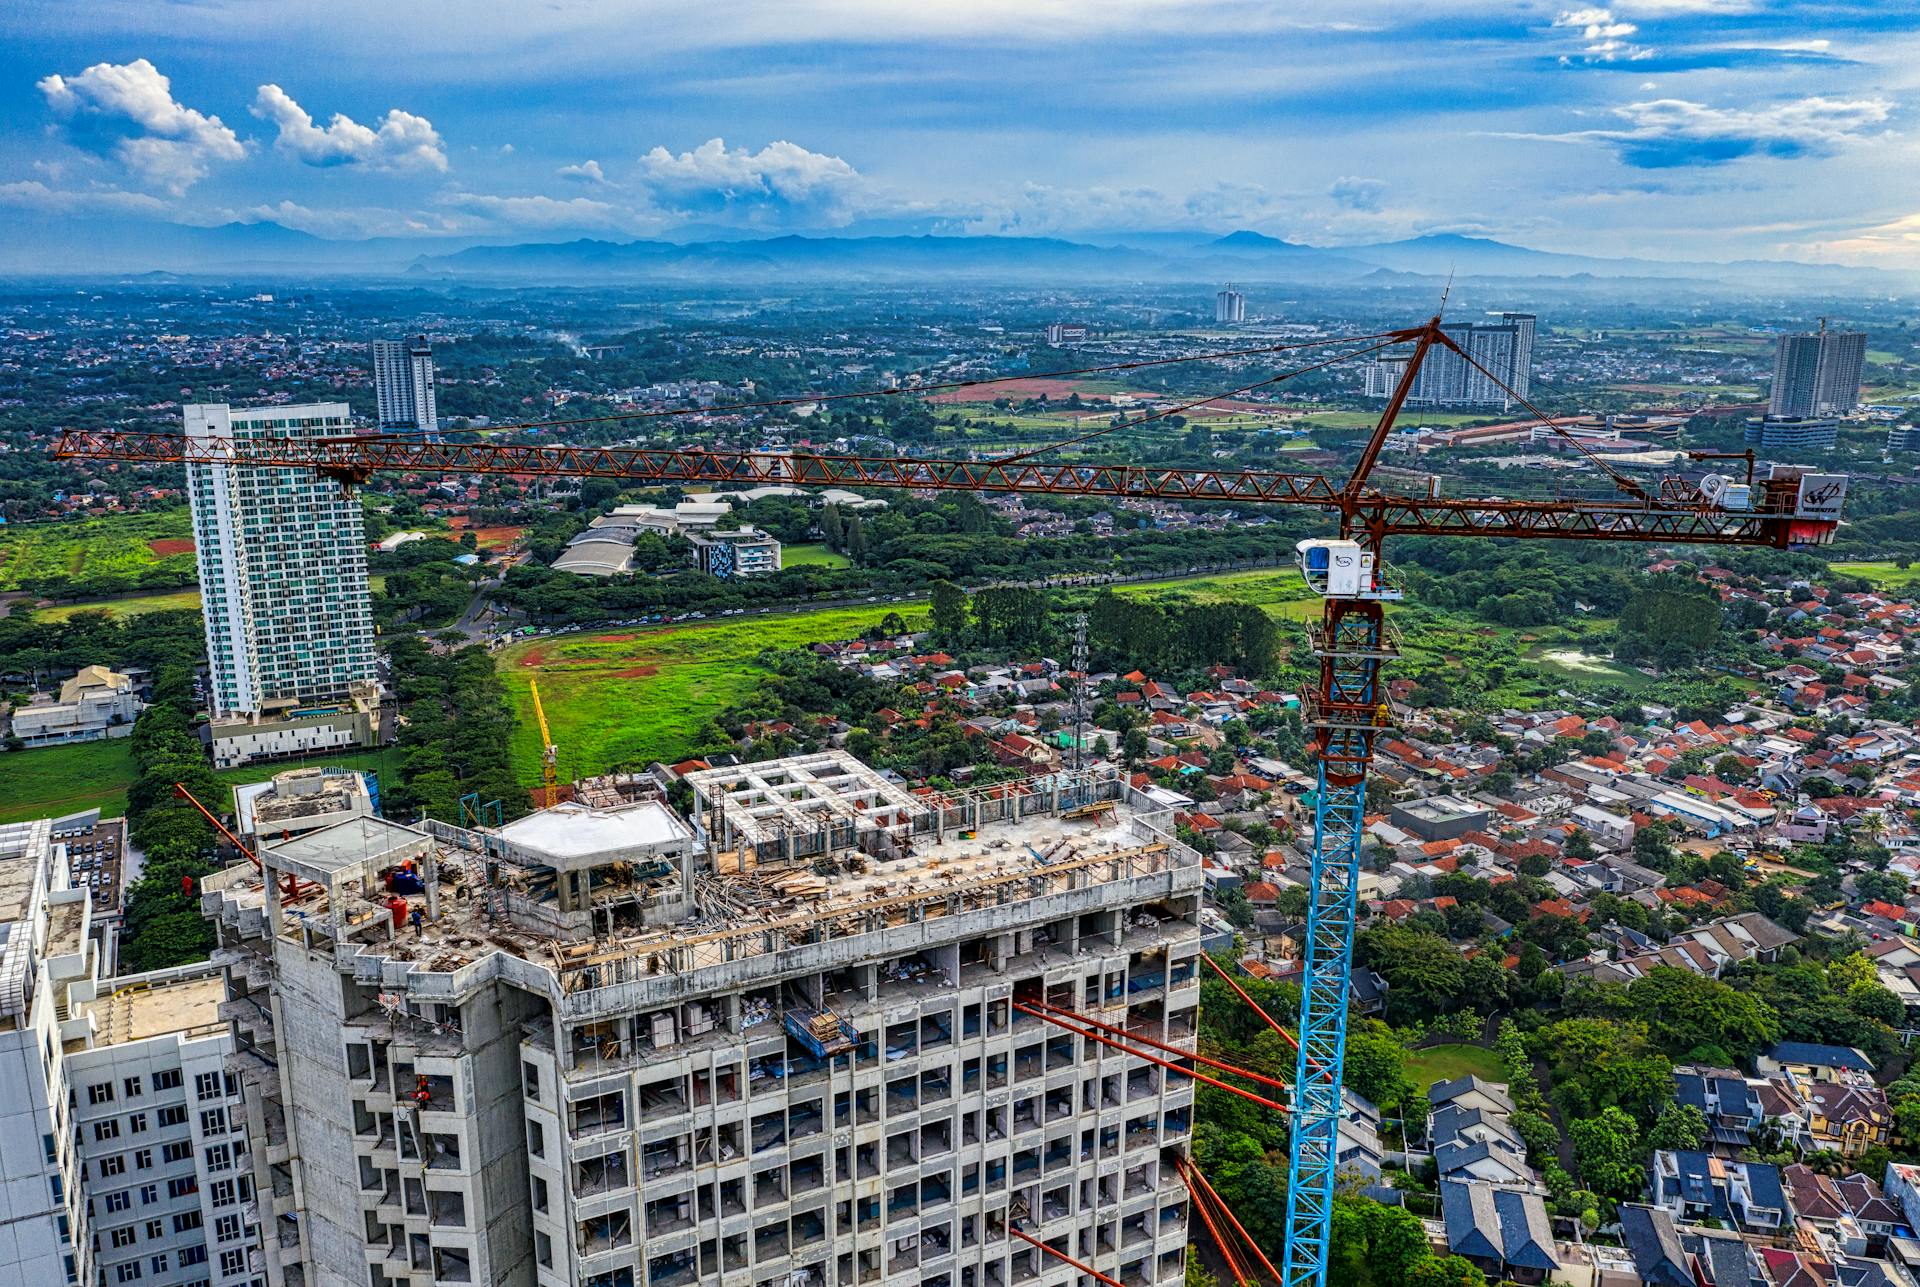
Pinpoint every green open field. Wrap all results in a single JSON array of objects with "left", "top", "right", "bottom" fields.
[
  {"left": 1113, "top": 568, "right": 1321, "bottom": 621},
  {"left": 498, "top": 602, "right": 930, "bottom": 784},
  {"left": 0, "top": 739, "right": 140, "bottom": 824},
  {"left": 23, "top": 575, "right": 386, "bottom": 623},
  {"left": 33, "top": 589, "right": 206, "bottom": 622},
  {"left": 1404, "top": 1043, "right": 1506, "bottom": 1093},
  {"left": 1831, "top": 561, "right": 1920, "bottom": 590},
  {"left": 783, "top": 543, "right": 852, "bottom": 569},
  {"left": 0, "top": 741, "right": 408, "bottom": 827},
  {"left": 1289, "top": 408, "right": 1490, "bottom": 430},
  {"left": 496, "top": 570, "right": 1319, "bottom": 787},
  {"left": 1524, "top": 641, "right": 1655, "bottom": 690},
  {"left": 490, "top": 566, "right": 1646, "bottom": 792},
  {"left": 0, "top": 511, "right": 197, "bottom": 592}
]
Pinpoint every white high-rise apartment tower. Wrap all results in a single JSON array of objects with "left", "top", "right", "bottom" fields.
[
  {"left": 184, "top": 403, "right": 377, "bottom": 719},
  {"left": 1214, "top": 286, "right": 1246, "bottom": 324},
  {"left": 372, "top": 337, "right": 439, "bottom": 438},
  {"left": 1769, "top": 322, "right": 1866, "bottom": 419}
]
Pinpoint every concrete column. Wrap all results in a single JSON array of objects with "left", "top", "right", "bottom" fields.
[{"left": 424, "top": 852, "right": 441, "bottom": 922}]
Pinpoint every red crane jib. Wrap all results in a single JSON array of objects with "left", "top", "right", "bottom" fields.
[{"left": 53, "top": 429, "right": 1840, "bottom": 548}]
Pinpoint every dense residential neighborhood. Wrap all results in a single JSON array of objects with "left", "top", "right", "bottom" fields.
[
  {"left": 7, "top": 266, "right": 1920, "bottom": 1287},
  {"left": 583, "top": 556, "right": 1920, "bottom": 1287}
]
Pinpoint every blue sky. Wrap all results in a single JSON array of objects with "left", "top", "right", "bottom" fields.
[{"left": 2, "top": 0, "right": 1916, "bottom": 265}]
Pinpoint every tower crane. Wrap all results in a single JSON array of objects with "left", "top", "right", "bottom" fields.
[
  {"left": 529, "top": 677, "right": 561, "bottom": 808},
  {"left": 52, "top": 314, "right": 1847, "bottom": 1287}
]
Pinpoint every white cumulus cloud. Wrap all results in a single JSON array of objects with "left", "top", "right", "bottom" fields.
[
  {"left": 1554, "top": 7, "right": 1651, "bottom": 61},
  {"left": 251, "top": 85, "right": 447, "bottom": 171},
  {"left": 37, "top": 58, "right": 245, "bottom": 193},
  {"left": 635, "top": 138, "right": 861, "bottom": 215},
  {"left": 558, "top": 159, "right": 608, "bottom": 184},
  {"left": 1607, "top": 95, "right": 1892, "bottom": 164},
  {"left": 438, "top": 189, "right": 647, "bottom": 233}
]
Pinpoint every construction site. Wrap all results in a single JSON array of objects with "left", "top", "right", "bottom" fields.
[
  {"left": 199, "top": 756, "right": 1206, "bottom": 1287},
  {"left": 53, "top": 312, "right": 1852, "bottom": 1287}
]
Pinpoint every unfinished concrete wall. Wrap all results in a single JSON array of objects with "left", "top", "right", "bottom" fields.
[
  {"left": 274, "top": 943, "right": 367, "bottom": 1287},
  {"left": 466, "top": 981, "right": 546, "bottom": 1287}
]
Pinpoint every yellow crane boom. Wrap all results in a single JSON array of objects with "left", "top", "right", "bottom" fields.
[{"left": 530, "top": 678, "right": 559, "bottom": 808}]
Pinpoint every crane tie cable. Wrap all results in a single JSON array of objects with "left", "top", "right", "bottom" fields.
[{"left": 1435, "top": 333, "right": 1650, "bottom": 501}]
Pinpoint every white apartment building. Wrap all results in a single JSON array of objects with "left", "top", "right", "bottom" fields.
[
  {"left": 199, "top": 755, "right": 1203, "bottom": 1287},
  {"left": 371, "top": 338, "right": 438, "bottom": 438},
  {"left": 0, "top": 819, "right": 263, "bottom": 1287},
  {"left": 1770, "top": 324, "right": 1867, "bottom": 420},
  {"left": 0, "top": 819, "right": 90, "bottom": 1287},
  {"left": 11, "top": 665, "right": 145, "bottom": 747},
  {"left": 184, "top": 403, "right": 378, "bottom": 731},
  {"left": 1371, "top": 313, "right": 1537, "bottom": 409},
  {"left": 72, "top": 964, "right": 262, "bottom": 1287}
]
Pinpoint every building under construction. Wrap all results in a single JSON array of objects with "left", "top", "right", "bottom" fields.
[{"left": 200, "top": 753, "right": 1204, "bottom": 1287}]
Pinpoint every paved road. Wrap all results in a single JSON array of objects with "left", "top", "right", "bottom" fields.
[{"left": 449, "top": 572, "right": 507, "bottom": 640}]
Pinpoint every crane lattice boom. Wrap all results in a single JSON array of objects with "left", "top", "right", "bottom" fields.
[{"left": 54, "top": 429, "right": 1843, "bottom": 547}]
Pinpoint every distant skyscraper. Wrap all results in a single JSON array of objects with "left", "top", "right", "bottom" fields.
[
  {"left": 371, "top": 335, "right": 438, "bottom": 437},
  {"left": 1215, "top": 286, "right": 1247, "bottom": 324},
  {"left": 1379, "top": 312, "right": 1536, "bottom": 409},
  {"left": 1364, "top": 358, "right": 1408, "bottom": 399},
  {"left": 1769, "top": 322, "right": 1865, "bottom": 419},
  {"left": 185, "top": 402, "right": 377, "bottom": 719}
]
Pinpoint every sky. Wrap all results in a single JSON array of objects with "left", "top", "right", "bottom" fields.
[{"left": 2, "top": 0, "right": 1918, "bottom": 266}]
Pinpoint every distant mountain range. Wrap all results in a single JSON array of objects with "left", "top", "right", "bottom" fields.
[{"left": 1, "top": 213, "right": 1903, "bottom": 293}]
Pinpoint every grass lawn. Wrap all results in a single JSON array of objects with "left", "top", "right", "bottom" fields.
[
  {"left": 0, "top": 740, "right": 411, "bottom": 828},
  {"left": 1403, "top": 1043, "right": 1507, "bottom": 1094},
  {"left": 784, "top": 543, "right": 852, "bottom": 569},
  {"left": 497, "top": 601, "right": 929, "bottom": 785},
  {"left": 29, "top": 575, "right": 383, "bottom": 622},
  {"left": 1831, "top": 561, "right": 1920, "bottom": 590},
  {"left": 34, "top": 589, "right": 206, "bottom": 622},
  {"left": 1524, "top": 641, "right": 1655, "bottom": 690},
  {"left": 212, "top": 746, "right": 409, "bottom": 797},
  {"left": 1113, "top": 569, "right": 1319, "bottom": 622},
  {"left": 1289, "top": 409, "right": 1491, "bottom": 430},
  {"left": 0, "top": 511, "right": 197, "bottom": 592},
  {"left": 0, "top": 739, "right": 140, "bottom": 824}
]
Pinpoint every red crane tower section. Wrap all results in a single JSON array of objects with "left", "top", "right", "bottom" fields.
[{"left": 53, "top": 315, "right": 1846, "bottom": 1287}]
